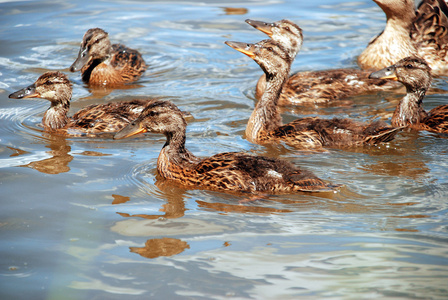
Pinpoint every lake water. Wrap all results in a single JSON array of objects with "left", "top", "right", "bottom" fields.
[{"left": 1, "top": 0, "right": 448, "bottom": 299}]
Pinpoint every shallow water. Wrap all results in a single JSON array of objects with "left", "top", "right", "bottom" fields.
[{"left": 1, "top": 0, "right": 448, "bottom": 299}]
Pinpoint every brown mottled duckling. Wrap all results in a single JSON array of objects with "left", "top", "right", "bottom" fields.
[
  {"left": 359, "top": 0, "right": 448, "bottom": 75},
  {"left": 246, "top": 19, "right": 396, "bottom": 105},
  {"left": 369, "top": 56, "right": 448, "bottom": 133},
  {"left": 70, "top": 28, "right": 147, "bottom": 86},
  {"left": 114, "top": 100, "right": 340, "bottom": 193},
  {"left": 9, "top": 71, "right": 151, "bottom": 136},
  {"left": 225, "top": 39, "right": 403, "bottom": 149}
]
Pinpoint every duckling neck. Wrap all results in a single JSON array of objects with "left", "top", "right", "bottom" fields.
[
  {"left": 392, "top": 87, "right": 428, "bottom": 127},
  {"left": 358, "top": 9, "right": 416, "bottom": 69},
  {"left": 42, "top": 100, "right": 70, "bottom": 131},
  {"left": 81, "top": 58, "right": 104, "bottom": 82},
  {"left": 157, "top": 130, "right": 201, "bottom": 179},
  {"left": 246, "top": 71, "right": 288, "bottom": 143}
]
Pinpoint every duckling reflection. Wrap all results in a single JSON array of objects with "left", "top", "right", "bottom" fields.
[
  {"left": 70, "top": 28, "right": 147, "bottom": 86},
  {"left": 358, "top": 0, "right": 448, "bottom": 75},
  {"left": 20, "top": 136, "right": 73, "bottom": 174},
  {"left": 246, "top": 19, "right": 398, "bottom": 105},
  {"left": 129, "top": 237, "right": 190, "bottom": 259},
  {"left": 115, "top": 180, "right": 187, "bottom": 220},
  {"left": 221, "top": 7, "right": 248, "bottom": 15},
  {"left": 112, "top": 194, "right": 131, "bottom": 205},
  {"left": 82, "top": 83, "right": 145, "bottom": 100}
]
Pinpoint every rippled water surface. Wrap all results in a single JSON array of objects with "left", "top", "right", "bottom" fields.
[{"left": 1, "top": 0, "right": 448, "bottom": 299}]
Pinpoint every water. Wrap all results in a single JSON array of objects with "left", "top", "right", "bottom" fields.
[{"left": 1, "top": 0, "right": 448, "bottom": 299}]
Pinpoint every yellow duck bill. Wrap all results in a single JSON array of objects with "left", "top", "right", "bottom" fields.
[
  {"left": 114, "top": 121, "right": 147, "bottom": 139},
  {"left": 368, "top": 65, "right": 398, "bottom": 81},
  {"left": 224, "top": 41, "right": 256, "bottom": 58}
]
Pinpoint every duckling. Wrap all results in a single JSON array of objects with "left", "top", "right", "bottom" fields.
[
  {"left": 114, "top": 100, "right": 340, "bottom": 193},
  {"left": 369, "top": 56, "right": 448, "bottom": 133},
  {"left": 225, "top": 39, "right": 403, "bottom": 149},
  {"left": 358, "top": 0, "right": 448, "bottom": 75},
  {"left": 70, "top": 28, "right": 147, "bottom": 86},
  {"left": 245, "top": 19, "right": 397, "bottom": 105},
  {"left": 9, "top": 71, "right": 152, "bottom": 136}
]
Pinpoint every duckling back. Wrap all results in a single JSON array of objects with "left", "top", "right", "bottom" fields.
[{"left": 189, "top": 152, "right": 339, "bottom": 193}]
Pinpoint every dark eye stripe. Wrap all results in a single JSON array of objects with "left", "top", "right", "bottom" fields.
[{"left": 83, "top": 35, "right": 105, "bottom": 49}]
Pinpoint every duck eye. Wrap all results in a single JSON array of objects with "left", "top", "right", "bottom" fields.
[
  {"left": 285, "top": 26, "right": 290, "bottom": 31},
  {"left": 267, "top": 47, "right": 273, "bottom": 51},
  {"left": 405, "top": 64, "right": 413, "bottom": 69}
]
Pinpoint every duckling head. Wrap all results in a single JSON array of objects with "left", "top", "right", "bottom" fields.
[
  {"left": 245, "top": 19, "right": 303, "bottom": 58},
  {"left": 70, "top": 28, "right": 111, "bottom": 72},
  {"left": 114, "top": 100, "right": 186, "bottom": 140},
  {"left": 225, "top": 39, "right": 291, "bottom": 78},
  {"left": 9, "top": 71, "right": 72, "bottom": 105},
  {"left": 369, "top": 56, "right": 432, "bottom": 92}
]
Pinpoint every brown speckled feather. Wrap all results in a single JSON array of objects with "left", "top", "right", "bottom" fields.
[
  {"left": 268, "top": 117, "right": 402, "bottom": 148},
  {"left": 256, "top": 69, "right": 396, "bottom": 105},
  {"left": 412, "top": 0, "right": 448, "bottom": 73},
  {"left": 114, "top": 100, "right": 340, "bottom": 194},
  {"left": 420, "top": 104, "right": 448, "bottom": 132},
  {"left": 71, "top": 99, "right": 148, "bottom": 134}
]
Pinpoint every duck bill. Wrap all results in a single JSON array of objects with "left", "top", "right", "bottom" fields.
[
  {"left": 225, "top": 41, "right": 256, "bottom": 58},
  {"left": 114, "top": 122, "right": 147, "bottom": 139},
  {"left": 8, "top": 83, "right": 39, "bottom": 99},
  {"left": 70, "top": 47, "right": 89, "bottom": 72},
  {"left": 368, "top": 66, "right": 398, "bottom": 80},
  {"left": 245, "top": 19, "right": 273, "bottom": 36}
]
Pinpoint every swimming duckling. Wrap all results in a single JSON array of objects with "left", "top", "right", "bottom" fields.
[
  {"left": 358, "top": 0, "right": 448, "bottom": 75},
  {"left": 114, "top": 100, "right": 340, "bottom": 193},
  {"left": 246, "top": 19, "right": 397, "bottom": 105},
  {"left": 9, "top": 71, "right": 151, "bottom": 136},
  {"left": 369, "top": 56, "right": 448, "bottom": 133},
  {"left": 70, "top": 28, "right": 147, "bottom": 86},
  {"left": 225, "top": 39, "right": 403, "bottom": 149}
]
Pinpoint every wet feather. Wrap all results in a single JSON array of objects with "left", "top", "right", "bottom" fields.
[{"left": 114, "top": 100, "right": 340, "bottom": 193}]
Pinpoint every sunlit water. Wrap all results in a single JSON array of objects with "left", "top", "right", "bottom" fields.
[{"left": 1, "top": 0, "right": 448, "bottom": 299}]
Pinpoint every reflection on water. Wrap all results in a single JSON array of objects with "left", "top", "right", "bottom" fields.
[
  {"left": 221, "top": 7, "right": 249, "bottom": 15},
  {"left": 20, "top": 136, "right": 73, "bottom": 174},
  {"left": 130, "top": 237, "right": 190, "bottom": 259},
  {"left": 1, "top": 0, "right": 448, "bottom": 299}
]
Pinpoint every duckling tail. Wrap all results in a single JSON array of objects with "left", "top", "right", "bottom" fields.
[{"left": 363, "top": 124, "right": 405, "bottom": 145}]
